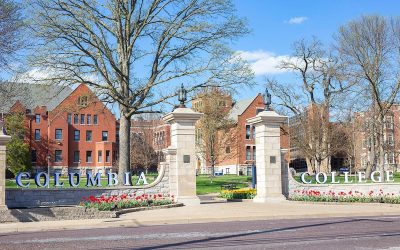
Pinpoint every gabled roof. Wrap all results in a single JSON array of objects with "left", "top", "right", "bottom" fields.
[
  {"left": 228, "top": 95, "right": 259, "bottom": 122},
  {"left": 1, "top": 83, "right": 74, "bottom": 113}
]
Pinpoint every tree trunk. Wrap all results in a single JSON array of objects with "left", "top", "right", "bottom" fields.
[
  {"left": 321, "top": 103, "right": 331, "bottom": 173},
  {"left": 378, "top": 113, "right": 385, "bottom": 172},
  {"left": 118, "top": 112, "right": 131, "bottom": 184},
  {"left": 306, "top": 157, "right": 314, "bottom": 174},
  {"left": 320, "top": 157, "right": 330, "bottom": 173}
]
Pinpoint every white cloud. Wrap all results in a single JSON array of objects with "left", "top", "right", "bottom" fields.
[
  {"left": 286, "top": 16, "right": 308, "bottom": 24},
  {"left": 236, "top": 50, "right": 298, "bottom": 75}
]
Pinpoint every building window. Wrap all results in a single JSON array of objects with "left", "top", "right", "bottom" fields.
[
  {"left": 31, "top": 150, "right": 37, "bottom": 163},
  {"left": 106, "top": 150, "right": 110, "bottom": 163},
  {"left": 102, "top": 131, "right": 108, "bottom": 141},
  {"left": 86, "top": 151, "right": 92, "bottom": 163},
  {"left": 55, "top": 150, "right": 62, "bottom": 162},
  {"left": 74, "top": 130, "right": 80, "bottom": 141},
  {"left": 388, "top": 133, "right": 394, "bottom": 146},
  {"left": 55, "top": 129, "right": 62, "bottom": 140},
  {"left": 94, "top": 115, "right": 98, "bottom": 125},
  {"left": 226, "top": 168, "right": 230, "bottom": 174},
  {"left": 74, "top": 114, "right": 78, "bottom": 124},
  {"left": 67, "top": 114, "right": 72, "bottom": 124},
  {"left": 245, "top": 125, "right": 251, "bottom": 139},
  {"left": 87, "top": 114, "right": 91, "bottom": 125},
  {"left": 386, "top": 153, "right": 395, "bottom": 164},
  {"left": 77, "top": 96, "right": 88, "bottom": 107},
  {"left": 246, "top": 146, "right": 251, "bottom": 160},
  {"left": 225, "top": 146, "right": 230, "bottom": 154},
  {"left": 35, "top": 114, "right": 40, "bottom": 124},
  {"left": 386, "top": 116, "right": 394, "bottom": 129},
  {"left": 80, "top": 114, "right": 85, "bottom": 125},
  {"left": 85, "top": 130, "right": 92, "bottom": 141},
  {"left": 98, "top": 150, "right": 102, "bottom": 163},
  {"left": 252, "top": 125, "right": 255, "bottom": 139},
  {"left": 73, "top": 151, "right": 80, "bottom": 163},
  {"left": 253, "top": 146, "right": 256, "bottom": 161},
  {"left": 34, "top": 129, "right": 40, "bottom": 141}
]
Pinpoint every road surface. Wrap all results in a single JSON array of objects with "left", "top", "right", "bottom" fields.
[{"left": 2, "top": 216, "right": 400, "bottom": 249}]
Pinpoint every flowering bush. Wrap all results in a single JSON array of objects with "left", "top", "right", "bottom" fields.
[
  {"left": 291, "top": 189, "right": 400, "bottom": 204},
  {"left": 81, "top": 193, "right": 175, "bottom": 211},
  {"left": 220, "top": 188, "right": 256, "bottom": 199}
]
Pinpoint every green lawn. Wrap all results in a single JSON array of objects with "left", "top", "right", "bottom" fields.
[
  {"left": 6, "top": 173, "right": 252, "bottom": 194},
  {"left": 293, "top": 173, "right": 400, "bottom": 184},
  {"left": 196, "top": 174, "right": 252, "bottom": 195},
  {"left": 6, "top": 174, "right": 158, "bottom": 189}
]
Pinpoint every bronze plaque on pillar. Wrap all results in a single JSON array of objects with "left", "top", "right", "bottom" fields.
[{"left": 183, "top": 155, "right": 190, "bottom": 163}]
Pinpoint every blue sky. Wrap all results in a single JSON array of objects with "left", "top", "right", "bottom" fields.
[{"left": 232, "top": 0, "right": 400, "bottom": 101}]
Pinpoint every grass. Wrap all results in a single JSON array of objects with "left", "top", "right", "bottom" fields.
[
  {"left": 196, "top": 174, "right": 252, "bottom": 195},
  {"left": 6, "top": 174, "right": 158, "bottom": 189},
  {"left": 6, "top": 173, "right": 252, "bottom": 194},
  {"left": 293, "top": 173, "right": 400, "bottom": 184}
]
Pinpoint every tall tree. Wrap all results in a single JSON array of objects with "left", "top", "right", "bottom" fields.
[
  {"left": 0, "top": 0, "right": 26, "bottom": 113},
  {"left": 0, "top": 0, "right": 23, "bottom": 69},
  {"left": 4, "top": 112, "right": 31, "bottom": 175},
  {"left": 29, "top": 0, "right": 253, "bottom": 181},
  {"left": 336, "top": 15, "right": 400, "bottom": 175},
  {"left": 268, "top": 38, "right": 348, "bottom": 173},
  {"left": 193, "top": 87, "right": 236, "bottom": 178}
]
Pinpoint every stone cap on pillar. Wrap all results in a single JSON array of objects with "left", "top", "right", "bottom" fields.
[
  {"left": 163, "top": 107, "right": 202, "bottom": 124},
  {"left": 162, "top": 147, "right": 177, "bottom": 156},
  {"left": 0, "top": 120, "right": 11, "bottom": 145},
  {"left": 247, "top": 110, "right": 287, "bottom": 126}
]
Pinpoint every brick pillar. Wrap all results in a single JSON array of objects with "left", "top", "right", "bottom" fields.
[
  {"left": 0, "top": 121, "right": 11, "bottom": 210},
  {"left": 247, "top": 110, "right": 287, "bottom": 203},
  {"left": 163, "top": 107, "right": 202, "bottom": 206}
]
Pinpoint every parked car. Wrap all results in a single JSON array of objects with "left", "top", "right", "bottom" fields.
[{"left": 339, "top": 167, "right": 349, "bottom": 174}]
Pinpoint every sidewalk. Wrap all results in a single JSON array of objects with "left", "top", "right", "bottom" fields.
[{"left": 1, "top": 201, "right": 400, "bottom": 234}]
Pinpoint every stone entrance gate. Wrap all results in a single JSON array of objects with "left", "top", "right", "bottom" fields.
[{"left": 0, "top": 106, "right": 202, "bottom": 208}]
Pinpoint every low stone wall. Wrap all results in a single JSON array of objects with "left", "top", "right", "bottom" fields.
[
  {"left": 288, "top": 172, "right": 400, "bottom": 197},
  {"left": 0, "top": 206, "right": 116, "bottom": 223},
  {"left": 6, "top": 164, "right": 170, "bottom": 208}
]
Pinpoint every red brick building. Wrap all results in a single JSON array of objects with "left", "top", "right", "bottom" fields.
[
  {"left": 130, "top": 114, "right": 171, "bottom": 172},
  {"left": 6, "top": 84, "right": 118, "bottom": 175},
  {"left": 193, "top": 93, "right": 289, "bottom": 175},
  {"left": 354, "top": 104, "right": 400, "bottom": 172}
]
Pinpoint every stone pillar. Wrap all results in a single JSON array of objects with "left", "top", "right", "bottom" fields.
[
  {"left": 247, "top": 110, "right": 287, "bottom": 203},
  {"left": 0, "top": 121, "right": 11, "bottom": 210},
  {"left": 163, "top": 107, "right": 202, "bottom": 206}
]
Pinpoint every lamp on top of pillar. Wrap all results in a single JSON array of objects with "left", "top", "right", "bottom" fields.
[
  {"left": 263, "top": 87, "right": 272, "bottom": 111},
  {"left": 178, "top": 83, "right": 187, "bottom": 108}
]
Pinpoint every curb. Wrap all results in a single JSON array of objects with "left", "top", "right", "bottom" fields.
[{"left": 115, "top": 203, "right": 184, "bottom": 216}]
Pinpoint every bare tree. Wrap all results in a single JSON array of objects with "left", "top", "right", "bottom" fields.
[
  {"left": 193, "top": 87, "right": 237, "bottom": 179},
  {"left": 336, "top": 15, "right": 400, "bottom": 176},
  {"left": 268, "top": 38, "right": 349, "bottom": 173},
  {"left": 130, "top": 120, "right": 159, "bottom": 174},
  {"left": 0, "top": 0, "right": 23, "bottom": 70},
  {"left": 28, "top": 0, "right": 253, "bottom": 182},
  {"left": 0, "top": 0, "right": 26, "bottom": 114}
]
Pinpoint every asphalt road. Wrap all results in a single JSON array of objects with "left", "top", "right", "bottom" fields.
[{"left": 2, "top": 216, "right": 400, "bottom": 250}]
